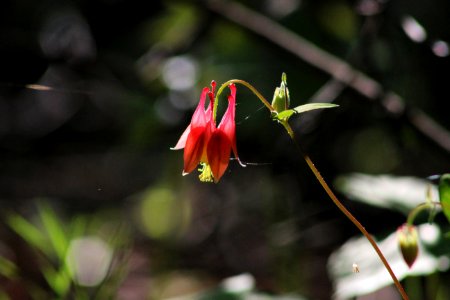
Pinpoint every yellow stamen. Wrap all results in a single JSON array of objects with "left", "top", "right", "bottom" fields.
[{"left": 198, "top": 163, "right": 214, "bottom": 183}]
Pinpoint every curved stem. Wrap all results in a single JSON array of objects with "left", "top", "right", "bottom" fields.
[
  {"left": 281, "top": 120, "right": 409, "bottom": 300},
  {"left": 407, "top": 202, "right": 442, "bottom": 226},
  {"left": 407, "top": 203, "right": 431, "bottom": 226},
  {"left": 215, "top": 79, "right": 275, "bottom": 120},
  {"left": 214, "top": 79, "right": 408, "bottom": 299}
]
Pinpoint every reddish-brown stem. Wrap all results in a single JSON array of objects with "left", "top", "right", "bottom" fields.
[
  {"left": 281, "top": 121, "right": 409, "bottom": 300},
  {"left": 216, "top": 80, "right": 409, "bottom": 299}
]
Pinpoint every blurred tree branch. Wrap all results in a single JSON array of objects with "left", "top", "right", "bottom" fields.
[{"left": 207, "top": 0, "right": 450, "bottom": 153}]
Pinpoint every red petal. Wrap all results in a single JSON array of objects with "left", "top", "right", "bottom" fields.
[
  {"left": 190, "top": 87, "right": 210, "bottom": 128},
  {"left": 218, "top": 84, "right": 240, "bottom": 162},
  {"left": 173, "top": 87, "right": 210, "bottom": 151},
  {"left": 210, "top": 80, "right": 216, "bottom": 94},
  {"left": 207, "top": 131, "right": 232, "bottom": 182},
  {"left": 183, "top": 127, "right": 207, "bottom": 175},
  {"left": 171, "top": 124, "right": 191, "bottom": 150}
]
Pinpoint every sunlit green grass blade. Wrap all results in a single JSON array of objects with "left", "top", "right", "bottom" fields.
[
  {"left": 6, "top": 213, "right": 51, "bottom": 255},
  {"left": 0, "top": 256, "right": 17, "bottom": 278},
  {"left": 38, "top": 202, "right": 68, "bottom": 261},
  {"left": 42, "top": 265, "right": 71, "bottom": 297}
]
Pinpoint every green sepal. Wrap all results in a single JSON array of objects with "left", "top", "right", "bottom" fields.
[
  {"left": 438, "top": 174, "right": 450, "bottom": 224},
  {"left": 271, "top": 72, "right": 290, "bottom": 113},
  {"left": 272, "top": 103, "right": 339, "bottom": 122}
]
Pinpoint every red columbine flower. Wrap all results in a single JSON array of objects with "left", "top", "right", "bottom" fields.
[{"left": 172, "top": 81, "right": 243, "bottom": 182}]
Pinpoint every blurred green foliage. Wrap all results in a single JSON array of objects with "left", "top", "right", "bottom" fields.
[
  {"left": 0, "top": 0, "right": 450, "bottom": 299},
  {"left": 439, "top": 174, "right": 450, "bottom": 224},
  {"left": 3, "top": 202, "right": 130, "bottom": 299}
]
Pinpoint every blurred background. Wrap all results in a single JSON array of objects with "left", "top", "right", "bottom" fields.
[{"left": 1, "top": 0, "right": 450, "bottom": 299}]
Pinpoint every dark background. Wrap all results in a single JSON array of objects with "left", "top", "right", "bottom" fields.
[{"left": 1, "top": 0, "right": 449, "bottom": 299}]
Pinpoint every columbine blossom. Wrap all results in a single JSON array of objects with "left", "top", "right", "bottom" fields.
[{"left": 172, "top": 81, "right": 242, "bottom": 182}]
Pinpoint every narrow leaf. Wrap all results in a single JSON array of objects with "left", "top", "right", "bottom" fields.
[
  {"left": 38, "top": 203, "right": 68, "bottom": 261},
  {"left": 275, "top": 109, "right": 295, "bottom": 122},
  {"left": 42, "top": 266, "right": 71, "bottom": 297},
  {"left": 0, "top": 256, "right": 17, "bottom": 278},
  {"left": 293, "top": 103, "right": 339, "bottom": 114},
  {"left": 438, "top": 174, "right": 450, "bottom": 224},
  {"left": 274, "top": 103, "right": 339, "bottom": 122},
  {"left": 6, "top": 213, "right": 51, "bottom": 255}
]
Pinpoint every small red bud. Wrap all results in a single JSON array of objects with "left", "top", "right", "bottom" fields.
[{"left": 397, "top": 224, "right": 419, "bottom": 268}]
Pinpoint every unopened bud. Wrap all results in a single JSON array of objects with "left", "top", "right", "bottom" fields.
[
  {"left": 271, "top": 73, "right": 290, "bottom": 113},
  {"left": 397, "top": 224, "right": 419, "bottom": 268}
]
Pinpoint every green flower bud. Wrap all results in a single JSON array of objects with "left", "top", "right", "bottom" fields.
[
  {"left": 271, "top": 73, "right": 290, "bottom": 113},
  {"left": 397, "top": 224, "right": 419, "bottom": 268}
]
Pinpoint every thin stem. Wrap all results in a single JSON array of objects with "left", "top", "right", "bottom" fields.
[
  {"left": 281, "top": 120, "right": 409, "bottom": 300},
  {"left": 214, "top": 79, "right": 409, "bottom": 299},
  {"left": 215, "top": 79, "right": 275, "bottom": 120},
  {"left": 407, "top": 202, "right": 442, "bottom": 226},
  {"left": 407, "top": 203, "right": 431, "bottom": 226}
]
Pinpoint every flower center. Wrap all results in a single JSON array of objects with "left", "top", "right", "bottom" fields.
[{"left": 198, "top": 163, "right": 214, "bottom": 183}]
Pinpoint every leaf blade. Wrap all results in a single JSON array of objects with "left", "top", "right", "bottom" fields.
[
  {"left": 38, "top": 202, "right": 68, "bottom": 261},
  {"left": 292, "top": 103, "right": 339, "bottom": 114},
  {"left": 439, "top": 174, "right": 450, "bottom": 224},
  {"left": 6, "top": 213, "right": 51, "bottom": 255}
]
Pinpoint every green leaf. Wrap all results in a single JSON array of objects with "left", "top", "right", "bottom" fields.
[
  {"left": 275, "top": 109, "right": 296, "bottom": 121},
  {"left": 273, "top": 103, "right": 338, "bottom": 122},
  {"left": 42, "top": 266, "right": 71, "bottom": 297},
  {"left": 38, "top": 203, "right": 68, "bottom": 261},
  {"left": 6, "top": 213, "right": 51, "bottom": 255},
  {"left": 439, "top": 174, "right": 450, "bottom": 224},
  {"left": 292, "top": 103, "right": 339, "bottom": 114},
  {"left": 0, "top": 256, "right": 17, "bottom": 278}
]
